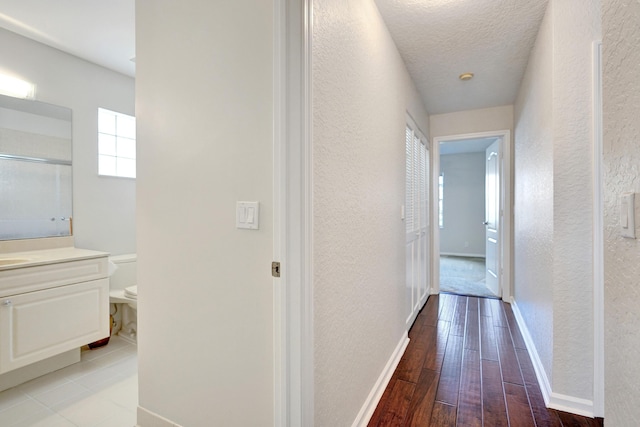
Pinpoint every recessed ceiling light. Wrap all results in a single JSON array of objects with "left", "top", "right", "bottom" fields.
[{"left": 459, "top": 72, "right": 474, "bottom": 81}]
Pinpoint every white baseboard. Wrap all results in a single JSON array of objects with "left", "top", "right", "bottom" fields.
[
  {"left": 440, "top": 252, "right": 485, "bottom": 258},
  {"left": 351, "top": 332, "right": 410, "bottom": 427},
  {"left": 137, "top": 406, "right": 182, "bottom": 427},
  {"left": 510, "top": 301, "right": 595, "bottom": 418}
]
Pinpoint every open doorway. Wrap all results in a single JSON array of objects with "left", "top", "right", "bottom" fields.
[{"left": 431, "top": 131, "right": 512, "bottom": 301}]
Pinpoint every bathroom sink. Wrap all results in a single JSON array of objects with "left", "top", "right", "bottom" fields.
[{"left": 0, "top": 258, "right": 31, "bottom": 266}]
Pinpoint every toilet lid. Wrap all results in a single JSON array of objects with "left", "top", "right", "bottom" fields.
[{"left": 124, "top": 285, "right": 138, "bottom": 299}]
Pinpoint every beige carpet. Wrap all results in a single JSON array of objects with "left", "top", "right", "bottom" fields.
[{"left": 439, "top": 255, "right": 498, "bottom": 298}]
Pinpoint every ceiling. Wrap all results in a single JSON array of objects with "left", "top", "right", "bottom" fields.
[
  {"left": 375, "top": 0, "right": 549, "bottom": 114},
  {"left": 0, "top": 0, "right": 548, "bottom": 114},
  {"left": 0, "top": 0, "right": 135, "bottom": 77}
]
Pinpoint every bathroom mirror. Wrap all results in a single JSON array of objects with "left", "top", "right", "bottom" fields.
[{"left": 0, "top": 94, "right": 73, "bottom": 240}]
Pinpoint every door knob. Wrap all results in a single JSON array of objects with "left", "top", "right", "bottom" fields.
[{"left": 483, "top": 221, "right": 489, "bottom": 225}]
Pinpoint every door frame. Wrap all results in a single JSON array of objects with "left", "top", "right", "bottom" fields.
[
  {"left": 431, "top": 130, "right": 512, "bottom": 302},
  {"left": 273, "top": 0, "right": 314, "bottom": 425}
]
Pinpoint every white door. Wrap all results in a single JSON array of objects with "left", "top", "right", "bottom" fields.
[{"left": 485, "top": 139, "right": 500, "bottom": 297}]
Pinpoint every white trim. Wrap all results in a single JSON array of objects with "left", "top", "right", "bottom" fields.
[
  {"left": 510, "top": 301, "right": 552, "bottom": 402},
  {"left": 511, "top": 301, "right": 595, "bottom": 418},
  {"left": 591, "top": 40, "right": 605, "bottom": 419},
  {"left": 432, "top": 130, "right": 512, "bottom": 302},
  {"left": 548, "top": 393, "right": 595, "bottom": 419},
  {"left": 273, "top": 0, "right": 314, "bottom": 425},
  {"left": 351, "top": 333, "right": 410, "bottom": 427},
  {"left": 137, "top": 406, "right": 181, "bottom": 427},
  {"left": 440, "top": 252, "right": 486, "bottom": 258}
]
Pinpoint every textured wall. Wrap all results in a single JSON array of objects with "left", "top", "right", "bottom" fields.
[
  {"left": 136, "top": 1, "right": 274, "bottom": 425},
  {"left": 0, "top": 28, "right": 135, "bottom": 255},
  {"left": 550, "top": 0, "right": 600, "bottom": 399},
  {"left": 440, "top": 152, "right": 486, "bottom": 256},
  {"left": 514, "top": 2, "right": 555, "bottom": 382},
  {"left": 514, "top": 0, "right": 600, "bottom": 404},
  {"left": 603, "top": 0, "right": 640, "bottom": 424},
  {"left": 312, "top": 0, "right": 429, "bottom": 425},
  {"left": 430, "top": 105, "right": 514, "bottom": 139}
]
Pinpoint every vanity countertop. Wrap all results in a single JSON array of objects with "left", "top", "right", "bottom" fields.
[{"left": 0, "top": 247, "right": 109, "bottom": 271}]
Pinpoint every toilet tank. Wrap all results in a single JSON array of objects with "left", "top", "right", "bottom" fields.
[{"left": 109, "top": 254, "right": 137, "bottom": 291}]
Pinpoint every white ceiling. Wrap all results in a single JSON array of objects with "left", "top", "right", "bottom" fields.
[
  {"left": 375, "top": 0, "right": 549, "bottom": 114},
  {"left": 0, "top": 0, "right": 548, "bottom": 114},
  {"left": 0, "top": 0, "right": 135, "bottom": 77}
]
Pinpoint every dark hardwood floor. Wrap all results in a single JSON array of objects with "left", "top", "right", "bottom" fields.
[{"left": 368, "top": 294, "right": 604, "bottom": 427}]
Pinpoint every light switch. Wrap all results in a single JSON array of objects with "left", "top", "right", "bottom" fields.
[
  {"left": 236, "top": 201, "right": 260, "bottom": 230},
  {"left": 620, "top": 193, "right": 635, "bottom": 239}
]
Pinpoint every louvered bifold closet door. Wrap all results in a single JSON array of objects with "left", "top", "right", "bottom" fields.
[
  {"left": 405, "top": 123, "right": 430, "bottom": 328},
  {"left": 405, "top": 126, "right": 417, "bottom": 326}
]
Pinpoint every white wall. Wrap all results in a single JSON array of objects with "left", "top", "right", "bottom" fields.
[
  {"left": 439, "top": 152, "right": 485, "bottom": 256},
  {"left": 0, "top": 28, "right": 135, "bottom": 255},
  {"left": 513, "top": 0, "right": 555, "bottom": 389},
  {"left": 514, "top": 0, "right": 600, "bottom": 409},
  {"left": 603, "top": 0, "right": 640, "bottom": 424},
  {"left": 430, "top": 105, "right": 513, "bottom": 139},
  {"left": 135, "top": 1, "right": 274, "bottom": 426},
  {"left": 312, "top": 0, "right": 429, "bottom": 425}
]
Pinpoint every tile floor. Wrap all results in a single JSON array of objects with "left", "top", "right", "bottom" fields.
[{"left": 0, "top": 336, "right": 137, "bottom": 427}]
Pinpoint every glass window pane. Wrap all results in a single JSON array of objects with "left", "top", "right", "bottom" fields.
[
  {"left": 99, "top": 155, "right": 117, "bottom": 176},
  {"left": 98, "top": 109, "right": 116, "bottom": 135},
  {"left": 117, "top": 157, "right": 136, "bottom": 178},
  {"left": 117, "top": 137, "right": 136, "bottom": 159},
  {"left": 117, "top": 114, "right": 136, "bottom": 139},
  {"left": 98, "top": 133, "right": 117, "bottom": 156}
]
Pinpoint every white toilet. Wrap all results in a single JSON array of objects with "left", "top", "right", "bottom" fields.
[{"left": 108, "top": 254, "right": 138, "bottom": 343}]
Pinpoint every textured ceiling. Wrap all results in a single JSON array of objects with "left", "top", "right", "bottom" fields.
[
  {"left": 0, "top": 0, "right": 135, "bottom": 77},
  {"left": 375, "top": 0, "right": 549, "bottom": 114}
]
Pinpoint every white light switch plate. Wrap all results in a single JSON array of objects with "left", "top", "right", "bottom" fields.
[
  {"left": 621, "top": 193, "right": 635, "bottom": 239},
  {"left": 236, "top": 201, "right": 260, "bottom": 230}
]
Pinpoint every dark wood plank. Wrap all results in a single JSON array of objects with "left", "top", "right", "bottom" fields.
[
  {"left": 515, "top": 348, "right": 562, "bottom": 427},
  {"left": 376, "top": 379, "right": 416, "bottom": 427},
  {"left": 423, "top": 321, "right": 450, "bottom": 372},
  {"left": 479, "top": 297, "right": 493, "bottom": 318},
  {"left": 482, "top": 359, "right": 509, "bottom": 427},
  {"left": 465, "top": 297, "right": 480, "bottom": 351},
  {"left": 404, "top": 369, "right": 439, "bottom": 427},
  {"left": 495, "top": 326, "right": 524, "bottom": 385},
  {"left": 429, "top": 402, "right": 457, "bottom": 427},
  {"left": 438, "top": 293, "right": 458, "bottom": 322},
  {"left": 450, "top": 296, "right": 468, "bottom": 337},
  {"left": 502, "top": 301, "right": 527, "bottom": 349},
  {"left": 480, "top": 313, "right": 499, "bottom": 361},
  {"left": 375, "top": 295, "right": 602, "bottom": 427},
  {"left": 395, "top": 338, "right": 428, "bottom": 384},
  {"left": 556, "top": 410, "right": 603, "bottom": 427},
  {"left": 434, "top": 334, "right": 463, "bottom": 405},
  {"left": 456, "top": 349, "right": 482, "bottom": 427},
  {"left": 488, "top": 297, "right": 508, "bottom": 327},
  {"left": 368, "top": 375, "right": 398, "bottom": 427},
  {"left": 422, "top": 295, "right": 440, "bottom": 327},
  {"left": 504, "top": 383, "right": 535, "bottom": 427}
]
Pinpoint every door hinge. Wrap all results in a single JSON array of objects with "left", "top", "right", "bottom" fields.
[{"left": 272, "top": 261, "right": 281, "bottom": 278}]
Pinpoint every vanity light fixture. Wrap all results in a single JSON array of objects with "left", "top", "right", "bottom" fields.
[
  {"left": 0, "top": 74, "right": 35, "bottom": 99},
  {"left": 459, "top": 72, "right": 474, "bottom": 81}
]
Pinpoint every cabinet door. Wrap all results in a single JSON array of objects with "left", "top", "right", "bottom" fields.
[{"left": 0, "top": 278, "right": 109, "bottom": 374}]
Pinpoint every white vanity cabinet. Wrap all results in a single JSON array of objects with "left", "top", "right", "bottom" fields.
[{"left": 0, "top": 250, "right": 109, "bottom": 375}]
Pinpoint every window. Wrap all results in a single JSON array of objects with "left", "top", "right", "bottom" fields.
[
  {"left": 438, "top": 174, "right": 444, "bottom": 228},
  {"left": 98, "top": 108, "right": 136, "bottom": 178}
]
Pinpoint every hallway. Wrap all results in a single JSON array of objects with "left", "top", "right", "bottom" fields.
[{"left": 368, "top": 294, "right": 603, "bottom": 426}]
